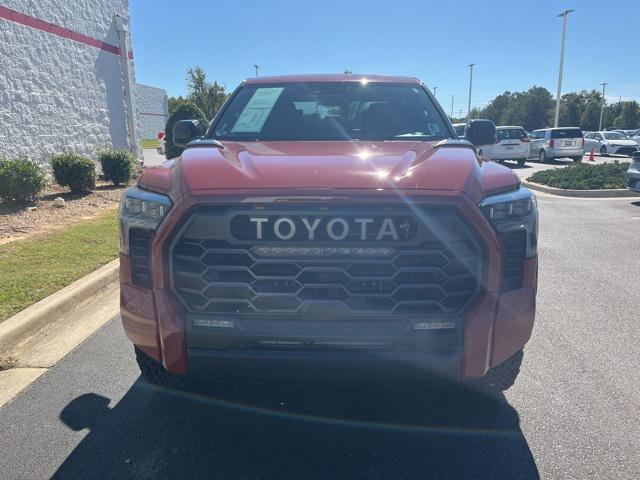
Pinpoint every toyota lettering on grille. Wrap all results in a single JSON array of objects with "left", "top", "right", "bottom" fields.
[{"left": 247, "top": 216, "right": 413, "bottom": 241}]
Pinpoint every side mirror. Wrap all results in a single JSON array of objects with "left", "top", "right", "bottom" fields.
[
  {"left": 173, "top": 119, "right": 204, "bottom": 148},
  {"left": 465, "top": 119, "right": 497, "bottom": 147}
]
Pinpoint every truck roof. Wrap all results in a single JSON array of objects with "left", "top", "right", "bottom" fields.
[{"left": 244, "top": 73, "right": 421, "bottom": 85}]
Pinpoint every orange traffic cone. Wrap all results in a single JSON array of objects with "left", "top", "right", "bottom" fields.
[{"left": 589, "top": 145, "right": 595, "bottom": 162}]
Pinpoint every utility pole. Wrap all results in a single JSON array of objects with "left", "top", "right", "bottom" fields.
[
  {"left": 598, "top": 82, "right": 608, "bottom": 131},
  {"left": 554, "top": 9, "right": 574, "bottom": 127},
  {"left": 450, "top": 95, "right": 454, "bottom": 119},
  {"left": 253, "top": 65, "right": 260, "bottom": 78},
  {"left": 467, "top": 64, "right": 475, "bottom": 121},
  {"left": 433, "top": 86, "right": 437, "bottom": 98}
]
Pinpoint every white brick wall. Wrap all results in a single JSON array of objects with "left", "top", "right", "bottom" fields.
[
  {"left": 0, "top": 0, "right": 134, "bottom": 166},
  {"left": 135, "top": 83, "right": 168, "bottom": 141}
]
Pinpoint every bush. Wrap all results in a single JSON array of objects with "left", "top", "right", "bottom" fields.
[
  {"left": 50, "top": 152, "right": 96, "bottom": 193},
  {"left": 529, "top": 161, "right": 629, "bottom": 190},
  {"left": 164, "top": 101, "right": 208, "bottom": 159},
  {"left": 0, "top": 158, "right": 47, "bottom": 202},
  {"left": 98, "top": 148, "right": 136, "bottom": 186}
]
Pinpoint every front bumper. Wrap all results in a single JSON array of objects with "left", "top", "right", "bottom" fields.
[
  {"left": 119, "top": 192, "right": 538, "bottom": 382},
  {"left": 627, "top": 163, "right": 640, "bottom": 191}
]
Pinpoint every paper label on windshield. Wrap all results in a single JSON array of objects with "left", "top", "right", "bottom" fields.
[{"left": 231, "top": 87, "right": 284, "bottom": 133}]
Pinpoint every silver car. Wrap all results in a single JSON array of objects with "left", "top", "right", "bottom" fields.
[
  {"left": 528, "top": 127, "right": 584, "bottom": 163},
  {"left": 627, "top": 151, "right": 640, "bottom": 192}
]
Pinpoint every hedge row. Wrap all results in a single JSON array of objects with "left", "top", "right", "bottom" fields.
[
  {"left": 529, "top": 162, "right": 629, "bottom": 190},
  {"left": 0, "top": 149, "right": 137, "bottom": 203}
]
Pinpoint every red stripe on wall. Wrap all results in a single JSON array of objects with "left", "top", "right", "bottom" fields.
[
  {"left": 0, "top": 5, "right": 133, "bottom": 58},
  {"left": 139, "top": 112, "right": 168, "bottom": 117}
]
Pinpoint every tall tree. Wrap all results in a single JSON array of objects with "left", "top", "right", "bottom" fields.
[{"left": 186, "top": 66, "right": 228, "bottom": 121}]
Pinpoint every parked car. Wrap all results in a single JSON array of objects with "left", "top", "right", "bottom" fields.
[
  {"left": 528, "top": 127, "right": 584, "bottom": 163},
  {"left": 629, "top": 129, "right": 640, "bottom": 145},
  {"left": 627, "top": 151, "right": 640, "bottom": 192},
  {"left": 480, "top": 126, "right": 530, "bottom": 166},
  {"left": 583, "top": 131, "right": 640, "bottom": 156},
  {"left": 119, "top": 74, "right": 537, "bottom": 392},
  {"left": 452, "top": 122, "right": 466, "bottom": 137}
]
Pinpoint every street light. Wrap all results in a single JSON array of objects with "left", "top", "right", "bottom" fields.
[
  {"left": 253, "top": 64, "right": 260, "bottom": 78},
  {"left": 554, "top": 9, "right": 575, "bottom": 127},
  {"left": 598, "top": 82, "right": 608, "bottom": 131},
  {"left": 467, "top": 63, "right": 475, "bottom": 121},
  {"left": 433, "top": 86, "right": 437, "bottom": 98}
]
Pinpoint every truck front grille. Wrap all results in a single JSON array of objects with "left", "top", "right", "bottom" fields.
[{"left": 170, "top": 205, "right": 483, "bottom": 320}]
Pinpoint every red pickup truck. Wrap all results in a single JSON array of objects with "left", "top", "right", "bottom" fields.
[{"left": 119, "top": 74, "right": 538, "bottom": 391}]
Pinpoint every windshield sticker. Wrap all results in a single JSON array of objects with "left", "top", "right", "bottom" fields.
[{"left": 231, "top": 87, "right": 285, "bottom": 133}]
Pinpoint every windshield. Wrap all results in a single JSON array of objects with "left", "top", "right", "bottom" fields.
[
  {"left": 497, "top": 128, "right": 527, "bottom": 141},
  {"left": 550, "top": 128, "right": 583, "bottom": 139},
  {"left": 213, "top": 82, "right": 449, "bottom": 141},
  {"left": 603, "top": 132, "right": 626, "bottom": 140}
]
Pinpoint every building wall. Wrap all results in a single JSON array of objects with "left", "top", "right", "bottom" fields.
[
  {"left": 0, "top": 0, "right": 136, "bottom": 166},
  {"left": 135, "top": 83, "right": 168, "bottom": 141}
]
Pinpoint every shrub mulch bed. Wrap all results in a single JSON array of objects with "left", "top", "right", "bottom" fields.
[
  {"left": 528, "top": 161, "right": 630, "bottom": 190},
  {"left": 0, "top": 182, "right": 127, "bottom": 243}
]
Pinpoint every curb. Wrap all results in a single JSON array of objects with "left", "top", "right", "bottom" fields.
[
  {"left": 522, "top": 180, "right": 640, "bottom": 198},
  {"left": 0, "top": 258, "right": 119, "bottom": 356}
]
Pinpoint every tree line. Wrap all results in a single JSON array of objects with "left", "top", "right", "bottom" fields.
[{"left": 452, "top": 86, "right": 639, "bottom": 132}]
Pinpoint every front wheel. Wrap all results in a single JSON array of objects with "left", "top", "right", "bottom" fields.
[
  {"left": 478, "top": 350, "right": 524, "bottom": 392},
  {"left": 539, "top": 150, "right": 547, "bottom": 163},
  {"left": 571, "top": 156, "right": 582, "bottom": 163},
  {"left": 600, "top": 145, "right": 607, "bottom": 156},
  {"left": 135, "top": 347, "right": 188, "bottom": 388},
  {"left": 517, "top": 159, "right": 526, "bottom": 166}
]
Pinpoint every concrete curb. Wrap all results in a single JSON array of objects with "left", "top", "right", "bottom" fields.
[
  {"left": 522, "top": 180, "right": 640, "bottom": 198},
  {"left": 0, "top": 258, "right": 119, "bottom": 357}
]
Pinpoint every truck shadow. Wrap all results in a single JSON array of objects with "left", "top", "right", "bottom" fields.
[{"left": 53, "top": 380, "right": 539, "bottom": 479}]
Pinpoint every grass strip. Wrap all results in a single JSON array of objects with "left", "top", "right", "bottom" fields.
[{"left": 0, "top": 210, "right": 119, "bottom": 321}]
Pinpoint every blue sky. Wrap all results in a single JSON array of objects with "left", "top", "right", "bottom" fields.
[{"left": 130, "top": 0, "right": 639, "bottom": 113}]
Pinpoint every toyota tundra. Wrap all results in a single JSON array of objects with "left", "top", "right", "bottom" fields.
[{"left": 119, "top": 74, "right": 538, "bottom": 391}]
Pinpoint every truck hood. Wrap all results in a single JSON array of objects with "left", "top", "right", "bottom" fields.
[{"left": 168, "top": 141, "right": 519, "bottom": 203}]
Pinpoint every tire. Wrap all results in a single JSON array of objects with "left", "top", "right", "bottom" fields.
[
  {"left": 600, "top": 145, "right": 607, "bottom": 156},
  {"left": 517, "top": 159, "right": 526, "bottom": 166},
  {"left": 478, "top": 349, "right": 524, "bottom": 392},
  {"left": 538, "top": 150, "right": 547, "bottom": 163},
  {"left": 135, "top": 346, "right": 187, "bottom": 388},
  {"left": 572, "top": 156, "right": 582, "bottom": 163}
]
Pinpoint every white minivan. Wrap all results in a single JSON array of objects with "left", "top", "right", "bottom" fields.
[{"left": 479, "top": 126, "right": 530, "bottom": 166}]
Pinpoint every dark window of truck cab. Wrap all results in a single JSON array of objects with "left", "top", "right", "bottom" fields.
[{"left": 212, "top": 82, "right": 449, "bottom": 141}]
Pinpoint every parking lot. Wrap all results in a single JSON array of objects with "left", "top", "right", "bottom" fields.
[{"left": 1, "top": 193, "right": 639, "bottom": 479}]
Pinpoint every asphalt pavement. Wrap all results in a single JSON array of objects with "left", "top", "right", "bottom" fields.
[{"left": 1, "top": 194, "right": 639, "bottom": 479}]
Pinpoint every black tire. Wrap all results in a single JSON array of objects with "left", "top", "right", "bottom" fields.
[
  {"left": 572, "top": 156, "right": 582, "bottom": 163},
  {"left": 135, "top": 347, "right": 187, "bottom": 388},
  {"left": 538, "top": 150, "right": 547, "bottom": 163},
  {"left": 517, "top": 159, "right": 526, "bottom": 166},
  {"left": 600, "top": 145, "right": 607, "bottom": 156},
  {"left": 479, "top": 349, "right": 524, "bottom": 392}
]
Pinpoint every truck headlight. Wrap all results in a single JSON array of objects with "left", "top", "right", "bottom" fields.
[
  {"left": 119, "top": 186, "right": 172, "bottom": 254},
  {"left": 479, "top": 187, "right": 538, "bottom": 257}
]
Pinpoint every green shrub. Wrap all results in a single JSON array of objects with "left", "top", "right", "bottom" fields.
[
  {"left": 529, "top": 162, "right": 629, "bottom": 190},
  {"left": 50, "top": 152, "right": 96, "bottom": 193},
  {"left": 0, "top": 158, "right": 47, "bottom": 202},
  {"left": 164, "top": 101, "right": 208, "bottom": 159},
  {"left": 98, "top": 148, "right": 136, "bottom": 186}
]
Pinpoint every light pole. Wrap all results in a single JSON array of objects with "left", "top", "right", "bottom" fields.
[
  {"left": 554, "top": 9, "right": 574, "bottom": 127},
  {"left": 433, "top": 86, "right": 437, "bottom": 98},
  {"left": 467, "top": 64, "right": 475, "bottom": 121},
  {"left": 598, "top": 82, "right": 608, "bottom": 131},
  {"left": 450, "top": 95, "right": 454, "bottom": 119},
  {"left": 253, "top": 64, "right": 260, "bottom": 78}
]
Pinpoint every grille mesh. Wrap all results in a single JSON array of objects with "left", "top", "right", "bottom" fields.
[
  {"left": 500, "top": 230, "right": 526, "bottom": 291},
  {"left": 170, "top": 206, "right": 483, "bottom": 320},
  {"left": 130, "top": 228, "right": 152, "bottom": 288}
]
